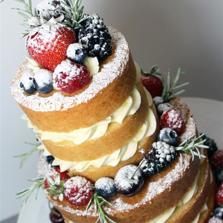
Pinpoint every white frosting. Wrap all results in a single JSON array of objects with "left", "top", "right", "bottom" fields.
[
  {"left": 24, "top": 87, "right": 142, "bottom": 144},
  {"left": 83, "top": 57, "right": 99, "bottom": 75},
  {"left": 40, "top": 108, "right": 157, "bottom": 172}
]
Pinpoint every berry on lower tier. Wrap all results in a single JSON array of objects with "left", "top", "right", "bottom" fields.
[
  {"left": 211, "top": 150, "right": 223, "bottom": 169},
  {"left": 34, "top": 69, "right": 54, "bottom": 94},
  {"left": 216, "top": 183, "right": 223, "bottom": 206},
  {"left": 201, "top": 134, "right": 218, "bottom": 157},
  {"left": 20, "top": 72, "right": 37, "bottom": 94},
  {"left": 114, "top": 165, "right": 144, "bottom": 196},
  {"left": 46, "top": 155, "right": 55, "bottom": 165},
  {"left": 27, "top": 21, "right": 76, "bottom": 71},
  {"left": 64, "top": 176, "right": 94, "bottom": 206},
  {"left": 157, "top": 103, "right": 173, "bottom": 115},
  {"left": 78, "top": 14, "right": 112, "bottom": 61},
  {"left": 95, "top": 177, "right": 117, "bottom": 198},
  {"left": 208, "top": 217, "right": 223, "bottom": 223},
  {"left": 53, "top": 59, "right": 92, "bottom": 94},
  {"left": 160, "top": 108, "right": 186, "bottom": 135},
  {"left": 140, "top": 141, "right": 177, "bottom": 176},
  {"left": 214, "top": 207, "right": 223, "bottom": 220},
  {"left": 49, "top": 207, "right": 64, "bottom": 223},
  {"left": 141, "top": 75, "right": 163, "bottom": 98},
  {"left": 158, "top": 128, "right": 179, "bottom": 146}
]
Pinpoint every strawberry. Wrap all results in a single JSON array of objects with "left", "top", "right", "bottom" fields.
[
  {"left": 54, "top": 166, "right": 70, "bottom": 181},
  {"left": 64, "top": 176, "right": 94, "bottom": 206},
  {"left": 27, "top": 22, "right": 76, "bottom": 71},
  {"left": 141, "top": 75, "right": 163, "bottom": 98},
  {"left": 160, "top": 108, "right": 186, "bottom": 135},
  {"left": 53, "top": 59, "right": 92, "bottom": 94},
  {"left": 211, "top": 150, "right": 223, "bottom": 169},
  {"left": 216, "top": 183, "right": 223, "bottom": 206}
]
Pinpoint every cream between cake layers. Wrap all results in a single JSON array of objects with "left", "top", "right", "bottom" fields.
[{"left": 12, "top": 1, "right": 218, "bottom": 223}]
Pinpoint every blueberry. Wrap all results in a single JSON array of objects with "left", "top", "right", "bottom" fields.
[
  {"left": 49, "top": 207, "right": 64, "bottom": 223},
  {"left": 153, "top": 96, "right": 164, "bottom": 106},
  {"left": 214, "top": 169, "right": 223, "bottom": 185},
  {"left": 157, "top": 103, "right": 173, "bottom": 115},
  {"left": 66, "top": 43, "right": 87, "bottom": 64},
  {"left": 114, "top": 165, "right": 144, "bottom": 196},
  {"left": 20, "top": 73, "right": 36, "bottom": 94},
  {"left": 208, "top": 217, "right": 223, "bottom": 223},
  {"left": 46, "top": 156, "right": 55, "bottom": 165},
  {"left": 158, "top": 128, "right": 179, "bottom": 146},
  {"left": 95, "top": 177, "right": 117, "bottom": 198},
  {"left": 214, "top": 207, "right": 223, "bottom": 220},
  {"left": 34, "top": 69, "right": 53, "bottom": 94}
]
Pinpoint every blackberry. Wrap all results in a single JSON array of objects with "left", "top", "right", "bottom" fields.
[
  {"left": 201, "top": 134, "right": 218, "bottom": 157},
  {"left": 78, "top": 14, "right": 112, "bottom": 61},
  {"left": 140, "top": 141, "right": 177, "bottom": 176}
]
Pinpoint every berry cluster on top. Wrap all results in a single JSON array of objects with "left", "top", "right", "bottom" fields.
[{"left": 17, "top": 0, "right": 112, "bottom": 95}]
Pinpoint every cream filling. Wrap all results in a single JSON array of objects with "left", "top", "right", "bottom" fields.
[
  {"left": 24, "top": 87, "right": 148, "bottom": 145},
  {"left": 40, "top": 108, "right": 157, "bottom": 172}
]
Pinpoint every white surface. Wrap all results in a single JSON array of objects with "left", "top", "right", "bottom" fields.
[
  {"left": 1, "top": 0, "right": 223, "bottom": 220},
  {"left": 17, "top": 97, "right": 223, "bottom": 223}
]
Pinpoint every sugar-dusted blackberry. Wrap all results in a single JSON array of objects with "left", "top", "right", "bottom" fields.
[
  {"left": 78, "top": 14, "right": 112, "bottom": 61},
  {"left": 140, "top": 141, "right": 177, "bottom": 176}
]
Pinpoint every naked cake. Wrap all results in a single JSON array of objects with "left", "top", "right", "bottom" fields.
[{"left": 12, "top": 1, "right": 223, "bottom": 223}]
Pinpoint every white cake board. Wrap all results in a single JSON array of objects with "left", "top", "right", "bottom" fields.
[{"left": 17, "top": 97, "right": 223, "bottom": 223}]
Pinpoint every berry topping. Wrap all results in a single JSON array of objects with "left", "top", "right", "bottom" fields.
[
  {"left": 20, "top": 72, "right": 36, "bottom": 94},
  {"left": 140, "top": 141, "right": 177, "bottom": 176},
  {"left": 46, "top": 155, "right": 55, "bottom": 164},
  {"left": 53, "top": 166, "right": 69, "bottom": 181},
  {"left": 201, "top": 134, "right": 218, "bottom": 157},
  {"left": 214, "top": 169, "right": 223, "bottom": 185},
  {"left": 216, "top": 183, "right": 223, "bottom": 206},
  {"left": 27, "top": 22, "right": 76, "bottom": 71},
  {"left": 157, "top": 103, "right": 173, "bottom": 115},
  {"left": 78, "top": 14, "right": 112, "bottom": 61},
  {"left": 141, "top": 75, "right": 163, "bottom": 98},
  {"left": 160, "top": 108, "right": 186, "bottom": 135},
  {"left": 211, "top": 150, "right": 223, "bottom": 169},
  {"left": 95, "top": 177, "right": 117, "bottom": 199},
  {"left": 209, "top": 217, "right": 223, "bottom": 223},
  {"left": 214, "top": 207, "right": 223, "bottom": 220},
  {"left": 158, "top": 128, "right": 179, "bottom": 146},
  {"left": 49, "top": 207, "right": 64, "bottom": 223},
  {"left": 34, "top": 69, "right": 53, "bottom": 94},
  {"left": 53, "top": 60, "right": 92, "bottom": 94},
  {"left": 114, "top": 165, "right": 144, "bottom": 196},
  {"left": 153, "top": 96, "right": 164, "bottom": 106},
  {"left": 66, "top": 43, "right": 87, "bottom": 64},
  {"left": 64, "top": 176, "right": 94, "bottom": 206}
]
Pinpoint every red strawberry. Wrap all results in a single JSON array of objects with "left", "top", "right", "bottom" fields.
[
  {"left": 53, "top": 59, "right": 92, "bottom": 94},
  {"left": 160, "top": 108, "right": 186, "bottom": 135},
  {"left": 216, "top": 183, "right": 223, "bottom": 205},
  {"left": 141, "top": 74, "right": 163, "bottom": 98},
  {"left": 27, "top": 23, "right": 76, "bottom": 71},
  {"left": 54, "top": 166, "right": 70, "bottom": 181},
  {"left": 44, "top": 179, "right": 50, "bottom": 189},
  {"left": 64, "top": 176, "right": 94, "bottom": 206}
]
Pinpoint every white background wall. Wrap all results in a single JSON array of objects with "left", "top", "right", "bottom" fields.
[{"left": 0, "top": 0, "right": 223, "bottom": 221}]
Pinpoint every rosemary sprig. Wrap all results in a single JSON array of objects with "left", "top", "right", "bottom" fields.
[
  {"left": 14, "top": 143, "right": 40, "bottom": 168},
  {"left": 87, "top": 193, "right": 116, "bottom": 223},
  {"left": 176, "top": 133, "right": 209, "bottom": 160},
  {"left": 16, "top": 178, "right": 44, "bottom": 202},
  {"left": 162, "top": 68, "right": 189, "bottom": 102},
  {"left": 62, "top": 0, "right": 87, "bottom": 29}
]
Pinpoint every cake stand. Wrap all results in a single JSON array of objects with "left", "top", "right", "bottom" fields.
[{"left": 17, "top": 97, "right": 223, "bottom": 223}]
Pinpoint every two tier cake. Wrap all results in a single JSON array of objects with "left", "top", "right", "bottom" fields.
[{"left": 11, "top": 0, "right": 223, "bottom": 223}]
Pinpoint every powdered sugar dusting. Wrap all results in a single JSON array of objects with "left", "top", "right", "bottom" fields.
[{"left": 11, "top": 27, "right": 130, "bottom": 111}]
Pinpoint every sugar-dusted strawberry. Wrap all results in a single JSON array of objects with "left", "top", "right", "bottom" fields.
[
  {"left": 211, "top": 150, "right": 223, "bottom": 169},
  {"left": 53, "top": 59, "right": 92, "bottom": 94},
  {"left": 27, "top": 21, "right": 76, "bottom": 71},
  {"left": 64, "top": 176, "right": 94, "bottom": 206},
  {"left": 216, "top": 183, "right": 223, "bottom": 206},
  {"left": 160, "top": 108, "right": 186, "bottom": 135},
  {"left": 141, "top": 66, "right": 163, "bottom": 98}
]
